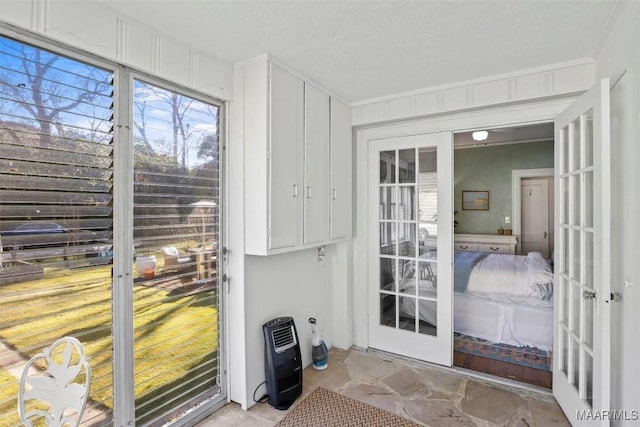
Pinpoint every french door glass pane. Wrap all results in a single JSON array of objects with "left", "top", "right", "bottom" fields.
[
  {"left": 585, "top": 233, "right": 594, "bottom": 289},
  {"left": 380, "top": 294, "right": 396, "bottom": 327},
  {"left": 417, "top": 261, "right": 437, "bottom": 297},
  {"left": 398, "top": 223, "right": 416, "bottom": 257},
  {"left": 379, "top": 187, "right": 395, "bottom": 219},
  {"left": 561, "top": 126, "right": 570, "bottom": 175},
  {"left": 562, "top": 227, "right": 570, "bottom": 275},
  {"left": 132, "top": 80, "right": 221, "bottom": 425},
  {"left": 380, "top": 222, "right": 396, "bottom": 255},
  {"left": 399, "top": 148, "right": 416, "bottom": 183},
  {"left": 418, "top": 300, "right": 437, "bottom": 336},
  {"left": 585, "top": 352, "right": 594, "bottom": 406},
  {"left": 0, "top": 35, "right": 115, "bottom": 426},
  {"left": 571, "top": 338, "right": 580, "bottom": 389},
  {"left": 561, "top": 177, "right": 569, "bottom": 225},
  {"left": 398, "top": 186, "right": 415, "bottom": 220},
  {"left": 559, "top": 277, "right": 568, "bottom": 323},
  {"left": 571, "top": 118, "right": 581, "bottom": 171},
  {"left": 561, "top": 329, "right": 569, "bottom": 376},
  {"left": 584, "top": 110, "right": 594, "bottom": 168},
  {"left": 571, "top": 282, "right": 581, "bottom": 334},
  {"left": 585, "top": 292, "right": 594, "bottom": 347},
  {"left": 585, "top": 171, "right": 594, "bottom": 227},
  {"left": 571, "top": 174, "right": 581, "bottom": 226},
  {"left": 380, "top": 150, "right": 395, "bottom": 184},
  {"left": 380, "top": 257, "right": 396, "bottom": 291}
]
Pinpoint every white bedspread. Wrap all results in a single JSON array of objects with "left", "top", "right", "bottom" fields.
[
  {"left": 454, "top": 291, "right": 553, "bottom": 350},
  {"left": 400, "top": 290, "right": 553, "bottom": 350},
  {"left": 466, "top": 252, "right": 553, "bottom": 300},
  {"left": 399, "top": 251, "right": 554, "bottom": 351}
]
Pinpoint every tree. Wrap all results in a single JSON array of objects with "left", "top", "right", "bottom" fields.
[{"left": 0, "top": 38, "right": 113, "bottom": 146}]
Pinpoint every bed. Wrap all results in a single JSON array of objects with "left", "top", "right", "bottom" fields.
[{"left": 399, "top": 250, "right": 554, "bottom": 351}]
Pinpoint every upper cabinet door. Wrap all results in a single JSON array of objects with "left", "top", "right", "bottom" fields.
[
  {"left": 241, "top": 57, "right": 352, "bottom": 255},
  {"left": 330, "top": 97, "right": 352, "bottom": 241},
  {"left": 303, "top": 82, "right": 330, "bottom": 245},
  {"left": 268, "top": 63, "right": 304, "bottom": 251}
]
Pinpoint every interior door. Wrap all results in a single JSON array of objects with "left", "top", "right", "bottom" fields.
[
  {"left": 368, "top": 132, "right": 453, "bottom": 365},
  {"left": 553, "top": 78, "right": 611, "bottom": 424},
  {"left": 521, "top": 178, "right": 550, "bottom": 258}
]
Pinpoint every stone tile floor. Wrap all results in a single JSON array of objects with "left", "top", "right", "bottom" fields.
[{"left": 197, "top": 347, "right": 571, "bottom": 426}]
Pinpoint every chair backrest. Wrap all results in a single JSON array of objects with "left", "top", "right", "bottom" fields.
[{"left": 18, "top": 336, "right": 91, "bottom": 427}]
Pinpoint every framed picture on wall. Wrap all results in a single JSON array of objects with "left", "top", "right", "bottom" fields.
[{"left": 462, "top": 190, "right": 490, "bottom": 210}]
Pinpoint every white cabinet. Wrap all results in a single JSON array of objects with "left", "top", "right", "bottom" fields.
[
  {"left": 239, "top": 57, "right": 352, "bottom": 255},
  {"left": 329, "top": 97, "right": 352, "bottom": 241},
  {"left": 454, "top": 234, "right": 518, "bottom": 254},
  {"left": 267, "top": 63, "right": 304, "bottom": 251},
  {"left": 303, "top": 82, "right": 330, "bottom": 245}
]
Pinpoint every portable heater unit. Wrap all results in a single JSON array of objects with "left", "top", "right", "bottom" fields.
[{"left": 262, "top": 316, "right": 302, "bottom": 410}]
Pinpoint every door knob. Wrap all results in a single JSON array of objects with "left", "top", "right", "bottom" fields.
[{"left": 583, "top": 290, "right": 596, "bottom": 300}]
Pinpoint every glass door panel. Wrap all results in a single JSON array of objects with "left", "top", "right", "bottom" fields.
[
  {"left": 368, "top": 133, "right": 452, "bottom": 366},
  {"left": 132, "top": 79, "right": 223, "bottom": 425},
  {"left": 553, "top": 79, "right": 611, "bottom": 421}
]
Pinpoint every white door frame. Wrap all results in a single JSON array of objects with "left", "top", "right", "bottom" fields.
[
  {"left": 353, "top": 98, "right": 575, "bottom": 349},
  {"left": 511, "top": 168, "right": 554, "bottom": 255}
]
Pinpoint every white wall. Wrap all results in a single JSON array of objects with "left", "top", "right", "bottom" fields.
[
  {"left": 592, "top": 1, "right": 640, "bottom": 422},
  {"left": 242, "top": 248, "right": 335, "bottom": 405},
  {"left": 0, "top": 1, "right": 233, "bottom": 100},
  {"left": 349, "top": 3, "right": 640, "bottom": 420}
]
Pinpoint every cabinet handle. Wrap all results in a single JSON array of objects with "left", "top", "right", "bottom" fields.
[
  {"left": 332, "top": 189, "right": 338, "bottom": 200},
  {"left": 307, "top": 186, "right": 312, "bottom": 199},
  {"left": 459, "top": 245, "right": 468, "bottom": 249},
  {"left": 490, "top": 246, "right": 499, "bottom": 251},
  {"left": 293, "top": 184, "right": 298, "bottom": 198}
]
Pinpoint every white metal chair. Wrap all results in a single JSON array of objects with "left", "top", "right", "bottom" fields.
[{"left": 18, "top": 336, "right": 91, "bottom": 427}]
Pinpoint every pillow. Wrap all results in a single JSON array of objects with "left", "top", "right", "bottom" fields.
[{"left": 527, "top": 252, "right": 554, "bottom": 300}]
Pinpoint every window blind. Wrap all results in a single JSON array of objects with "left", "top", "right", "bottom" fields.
[
  {"left": 132, "top": 79, "right": 221, "bottom": 425},
  {"left": 0, "top": 35, "right": 115, "bottom": 426}
]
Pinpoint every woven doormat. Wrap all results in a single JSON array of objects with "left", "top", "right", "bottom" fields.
[{"left": 276, "top": 387, "right": 421, "bottom": 427}]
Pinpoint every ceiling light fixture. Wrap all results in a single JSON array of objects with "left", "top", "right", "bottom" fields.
[{"left": 472, "top": 130, "right": 488, "bottom": 141}]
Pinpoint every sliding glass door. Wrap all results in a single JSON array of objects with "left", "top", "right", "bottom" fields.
[
  {"left": 0, "top": 33, "right": 225, "bottom": 426},
  {"left": 131, "top": 79, "right": 223, "bottom": 424}
]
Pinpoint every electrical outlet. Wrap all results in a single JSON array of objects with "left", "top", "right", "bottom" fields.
[{"left": 505, "top": 216, "right": 511, "bottom": 224}]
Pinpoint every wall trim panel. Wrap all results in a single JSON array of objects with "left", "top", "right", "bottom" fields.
[
  {"left": 352, "top": 60, "right": 594, "bottom": 127},
  {"left": 1, "top": 1, "right": 232, "bottom": 100}
]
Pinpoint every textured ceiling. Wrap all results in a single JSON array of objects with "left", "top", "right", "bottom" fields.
[{"left": 101, "top": 0, "right": 618, "bottom": 103}]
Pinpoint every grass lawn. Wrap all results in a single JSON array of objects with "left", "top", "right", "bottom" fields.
[
  {"left": 0, "top": 369, "right": 21, "bottom": 426},
  {"left": 0, "top": 261, "right": 219, "bottom": 423}
]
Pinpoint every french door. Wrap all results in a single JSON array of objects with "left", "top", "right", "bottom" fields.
[
  {"left": 368, "top": 132, "right": 453, "bottom": 365},
  {"left": 553, "top": 79, "right": 611, "bottom": 424}
]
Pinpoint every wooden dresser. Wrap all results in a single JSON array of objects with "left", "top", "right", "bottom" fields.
[{"left": 454, "top": 233, "right": 518, "bottom": 254}]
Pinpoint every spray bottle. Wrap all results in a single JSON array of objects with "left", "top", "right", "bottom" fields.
[{"left": 308, "top": 317, "right": 328, "bottom": 370}]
